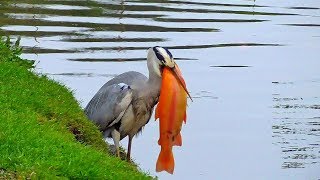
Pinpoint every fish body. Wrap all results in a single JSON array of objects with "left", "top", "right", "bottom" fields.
[{"left": 155, "top": 66, "right": 187, "bottom": 174}]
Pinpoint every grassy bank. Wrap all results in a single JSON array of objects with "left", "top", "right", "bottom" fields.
[{"left": 0, "top": 38, "right": 150, "bottom": 179}]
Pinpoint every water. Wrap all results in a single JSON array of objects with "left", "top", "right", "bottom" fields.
[{"left": 1, "top": 0, "right": 319, "bottom": 179}]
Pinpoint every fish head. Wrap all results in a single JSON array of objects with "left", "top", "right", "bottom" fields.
[{"left": 162, "top": 65, "right": 192, "bottom": 101}]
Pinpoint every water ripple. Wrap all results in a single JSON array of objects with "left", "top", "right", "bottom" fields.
[{"left": 272, "top": 80, "right": 320, "bottom": 169}]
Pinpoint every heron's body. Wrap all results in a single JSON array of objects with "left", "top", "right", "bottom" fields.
[
  {"left": 84, "top": 46, "right": 190, "bottom": 161},
  {"left": 85, "top": 71, "right": 160, "bottom": 139}
]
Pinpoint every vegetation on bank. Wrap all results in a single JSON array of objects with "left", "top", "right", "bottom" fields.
[{"left": 0, "top": 37, "right": 151, "bottom": 179}]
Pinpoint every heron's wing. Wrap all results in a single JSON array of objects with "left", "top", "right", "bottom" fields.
[
  {"left": 84, "top": 83, "right": 132, "bottom": 131},
  {"left": 102, "top": 71, "right": 148, "bottom": 88}
]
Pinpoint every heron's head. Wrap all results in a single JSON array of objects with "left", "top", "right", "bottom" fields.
[
  {"left": 147, "top": 46, "right": 175, "bottom": 77},
  {"left": 147, "top": 46, "right": 192, "bottom": 100}
]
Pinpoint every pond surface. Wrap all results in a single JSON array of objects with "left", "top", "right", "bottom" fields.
[{"left": 1, "top": 0, "right": 319, "bottom": 179}]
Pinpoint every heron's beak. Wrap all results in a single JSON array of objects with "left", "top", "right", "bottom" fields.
[{"left": 169, "top": 66, "right": 193, "bottom": 101}]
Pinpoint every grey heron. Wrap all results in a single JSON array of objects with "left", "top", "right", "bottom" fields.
[{"left": 84, "top": 46, "right": 190, "bottom": 161}]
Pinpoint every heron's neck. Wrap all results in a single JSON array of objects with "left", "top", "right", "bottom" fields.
[
  {"left": 144, "top": 57, "right": 162, "bottom": 104},
  {"left": 146, "top": 74, "right": 161, "bottom": 97},
  {"left": 147, "top": 60, "right": 162, "bottom": 96},
  {"left": 133, "top": 72, "right": 161, "bottom": 109}
]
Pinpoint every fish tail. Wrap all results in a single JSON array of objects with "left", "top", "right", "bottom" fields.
[
  {"left": 173, "top": 132, "right": 182, "bottom": 146},
  {"left": 156, "top": 146, "right": 175, "bottom": 174}
]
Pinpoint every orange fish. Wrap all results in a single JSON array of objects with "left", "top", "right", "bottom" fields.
[{"left": 155, "top": 65, "right": 191, "bottom": 174}]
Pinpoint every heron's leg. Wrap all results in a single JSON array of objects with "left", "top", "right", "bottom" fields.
[
  {"left": 111, "top": 129, "right": 120, "bottom": 158},
  {"left": 126, "top": 135, "right": 133, "bottom": 162}
]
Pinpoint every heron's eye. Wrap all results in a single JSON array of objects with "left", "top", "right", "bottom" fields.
[{"left": 153, "top": 46, "right": 166, "bottom": 64}]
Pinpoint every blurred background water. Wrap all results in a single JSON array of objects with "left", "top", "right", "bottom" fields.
[{"left": 1, "top": 0, "right": 319, "bottom": 179}]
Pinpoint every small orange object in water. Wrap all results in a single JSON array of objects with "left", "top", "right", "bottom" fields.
[{"left": 155, "top": 65, "right": 188, "bottom": 174}]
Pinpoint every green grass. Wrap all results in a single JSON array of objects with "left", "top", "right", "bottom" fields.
[{"left": 0, "top": 37, "right": 151, "bottom": 179}]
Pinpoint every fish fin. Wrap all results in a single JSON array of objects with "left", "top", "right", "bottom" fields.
[
  {"left": 155, "top": 104, "right": 160, "bottom": 120},
  {"left": 173, "top": 133, "right": 182, "bottom": 146},
  {"left": 156, "top": 147, "right": 174, "bottom": 174},
  {"left": 183, "top": 111, "right": 187, "bottom": 123}
]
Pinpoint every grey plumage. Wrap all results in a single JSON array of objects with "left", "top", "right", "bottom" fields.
[
  {"left": 85, "top": 71, "right": 161, "bottom": 159},
  {"left": 84, "top": 47, "right": 179, "bottom": 161},
  {"left": 84, "top": 82, "right": 133, "bottom": 132},
  {"left": 85, "top": 72, "right": 146, "bottom": 129},
  {"left": 85, "top": 71, "right": 158, "bottom": 135}
]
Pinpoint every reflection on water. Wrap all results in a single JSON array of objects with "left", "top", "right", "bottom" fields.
[
  {"left": 47, "top": 72, "right": 117, "bottom": 78},
  {"left": 1, "top": 0, "right": 320, "bottom": 179},
  {"left": 0, "top": 0, "right": 292, "bottom": 59},
  {"left": 272, "top": 80, "right": 320, "bottom": 169},
  {"left": 192, "top": 90, "right": 217, "bottom": 99}
]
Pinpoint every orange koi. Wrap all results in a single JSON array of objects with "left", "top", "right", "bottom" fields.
[{"left": 155, "top": 65, "right": 189, "bottom": 174}]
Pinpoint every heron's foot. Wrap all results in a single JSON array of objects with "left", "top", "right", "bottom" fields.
[
  {"left": 127, "top": 136, "right": 132, "bottom": 162},
  {"left": 126, "top": 153, "right": 131, "bottom": 162},
  {"left": 116, "top": 149, "right": 120, "bottom": 158},
  {"left": 108, "top": 145, "right": 123, "bottom": 159}
]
